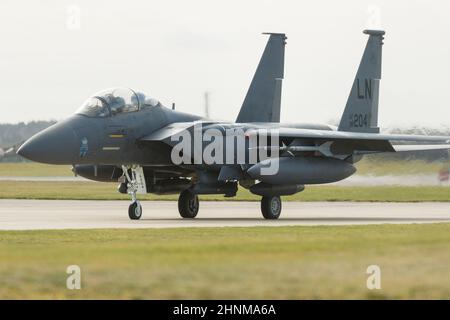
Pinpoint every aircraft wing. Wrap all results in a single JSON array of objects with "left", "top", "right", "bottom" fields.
[
  {"left": 139, "top": 124, "right": 450, "bottom": 155},
  {"left": 248, "top": 127, "right": 450, "bottom": 142},
  {"left": 248, "top": 128, "right": 450, "bottom": 154}
]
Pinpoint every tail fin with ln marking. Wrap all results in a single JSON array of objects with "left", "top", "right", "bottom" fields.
[{"left": 338, "top": 30, "right": 385, "bottom": 133}]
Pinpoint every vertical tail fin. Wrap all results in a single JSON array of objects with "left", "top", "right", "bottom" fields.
[
  {"left": 236, "top": 33, "right": 286, "bottom": 123},
  {"left": 338, "top": 30, "right": 385, "bottom": 133}
]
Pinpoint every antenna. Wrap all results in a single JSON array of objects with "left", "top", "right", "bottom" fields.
[
  {"left": 172, "top": 102, "right": 175, "bottom": 110},
  {"left": 204, "top": 91, "right": 210, "bottom": 118}
]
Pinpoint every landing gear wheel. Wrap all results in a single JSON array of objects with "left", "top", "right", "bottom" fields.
[
  {"left": 178, "top": 190, "right": 199, "bottom": 218},
  {"left": 261, "top": 196, "right": 282, "bottom": 219},
  {"left": 128, "top": 201, "right": 142, "bottom": 220}
]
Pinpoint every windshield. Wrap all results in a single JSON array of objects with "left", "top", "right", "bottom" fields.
[
  {"left": 76, "top": 87, "right": 161, "bottom": 117},
  {"left": 77, "top": 97, "right": 110, "bottom": 117}
]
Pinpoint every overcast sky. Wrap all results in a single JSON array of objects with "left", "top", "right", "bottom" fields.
[{"left": 1, "top": 0, "right": 450, "bottom": 128}]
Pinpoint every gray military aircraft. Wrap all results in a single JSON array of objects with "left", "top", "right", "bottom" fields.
[{"left": 18, "top": 30, "right": 450, "bottom": 220}]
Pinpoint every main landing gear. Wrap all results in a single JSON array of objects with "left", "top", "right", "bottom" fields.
[
  {"left": 261, "top": 195, "right": 282, "bottom": 219},
  {"left": 176, "top": 190, "right": 282, "bottom": 220},
  {"left": 178, "top": 189, "right": 199, "bottom": 218}
]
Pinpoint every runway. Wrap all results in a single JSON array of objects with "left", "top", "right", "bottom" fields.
[{"left": 0, "top": 200, "right": 449, "bottom": 230}]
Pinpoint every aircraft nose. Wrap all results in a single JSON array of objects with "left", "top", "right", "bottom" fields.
[{"left": 17, "top": 123, "right": 78, "bottom": 164}]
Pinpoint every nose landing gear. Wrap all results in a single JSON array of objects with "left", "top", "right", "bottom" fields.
[
  {"left": 121, "top": 165, "right": 147, "bottom": 220},
  {"left": 128, "top": 200, "right": 142, "bottom": 220}
]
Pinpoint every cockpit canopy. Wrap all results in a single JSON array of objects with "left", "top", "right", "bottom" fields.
[{"left": 76, "top": 87, "right": 161, "bottom": 118}]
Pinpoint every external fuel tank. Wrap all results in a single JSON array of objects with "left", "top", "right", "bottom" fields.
[{"left": 247, "top": 157, "right": 356, "bottom": 185}]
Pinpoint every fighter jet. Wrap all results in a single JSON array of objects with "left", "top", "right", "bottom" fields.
[{"left": 18, "top": 30, "right": 450, "bottom": 220}]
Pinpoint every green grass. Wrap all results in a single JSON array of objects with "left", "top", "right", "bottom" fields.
[
  {"left": 0, "top": 163, "right": 72, "bottom": 177},
  {"left": 0, "top": 224, "right": 449, "bottom": 299},
  {"left": 0, "top": 159, "right": 447, "bottom": 177},
  {"left": 355, "top": 158, "right": 446, "bottom": 176},
  {"left": 1, "top": 180, "right": 450, "bottom": 202}
]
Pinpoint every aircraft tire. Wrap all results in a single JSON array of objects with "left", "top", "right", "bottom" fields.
[
  {"left": 261, "top": 196, "right": 282, "bottom": 219},
  {"left": 128, "top": 201, "right": 142, "bottom": 220},
  {"left": 178, "top": 190, "right": 199, "bottom": 218}
]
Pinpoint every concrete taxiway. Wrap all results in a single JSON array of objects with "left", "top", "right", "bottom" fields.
[{"left": 0, "top": 200, "right": 449, "bottom": 230}]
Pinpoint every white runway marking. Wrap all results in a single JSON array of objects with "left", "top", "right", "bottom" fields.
[{"left": 0, "top": 200, "right": 449, "bottom": 230}]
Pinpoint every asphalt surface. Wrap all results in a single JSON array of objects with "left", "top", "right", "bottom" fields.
[{"left": 0, "top": 200, "right": 449, "bottom": 230}]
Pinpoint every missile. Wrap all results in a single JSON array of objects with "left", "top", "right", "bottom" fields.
[{"left": 250, "top": 142, "right": 334, "bottom": 157}]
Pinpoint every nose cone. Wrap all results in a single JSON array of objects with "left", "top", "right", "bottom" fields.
[{"left": 17, "top": 123, "right": 78, "bottom": 164}]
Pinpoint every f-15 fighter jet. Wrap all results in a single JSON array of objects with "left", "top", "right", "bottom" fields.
[{"left": 18, "top": 30, "right": 450, "bottom": 220}]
